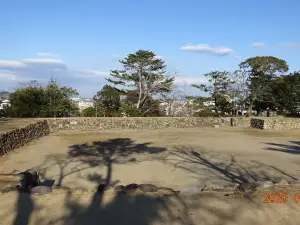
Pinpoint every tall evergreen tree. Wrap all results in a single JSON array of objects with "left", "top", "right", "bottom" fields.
[{"left": 107, "top": 50, "right": 175, "bottom": 111}]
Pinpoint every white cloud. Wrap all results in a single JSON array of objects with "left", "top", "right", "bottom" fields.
[
  {"left": 280, "top": 42, "right": 300, "bottom": 49},
  {"left": 0, "top": 69, "right": 48, "bottom": 83},
  {"left": 0, "top": 58, "right": 109, "bottom": 96},
  {"left": 0, "top": 57, "right": 209, "bottom": 97},
  {"left": 174, "top": 76, "right": 208, "bottom": 85},
  {"left": 251, "top": 42, "right": 265, "bottom": 48},
  {"left": 22, "top": 58, "right": 65, "bottom": 65},
  {"left": 0, "top": 70, "right": 16, "bottom": 80},
  {"left": 180, "top": 44, "right": 233, "bottom": 55},
  {"left": 71, "top": 69, "right": 109, "bottom": 78},
  {"left": 0, "top": 60, "right": 27, "bottom": 68},
  {"left": 36, "top": 52, "right": 59, "bottom": 58}
]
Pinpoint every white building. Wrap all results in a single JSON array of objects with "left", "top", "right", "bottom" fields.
[
  {"left": 71, "top": 98, "right": 94, "bottom": 112},
  {"left": 159, "top": 99, "right": 192, "bottom": 116},
  {"left": 0, "top": 99, "right": 10, "bottom": 110},
  {"left": 203, "top": 100, "right": 215, "bottom": 107}
]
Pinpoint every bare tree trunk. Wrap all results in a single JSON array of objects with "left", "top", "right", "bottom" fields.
[
  {"left": 248, "top": 102, "right": 253, "bottom": 116},
  {"left": 136, "top": 70, "right": 143, "bottom": 109},
  {"left": 214, "top": 97, "right": 219, "bottom": 116}
]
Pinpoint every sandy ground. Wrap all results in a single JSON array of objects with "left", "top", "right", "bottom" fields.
[
  {"left": 0, "top": 118, "right": 42, "bottom": 133},
  {"left": 0, "top": 186, "right": 300, "bottom": 225},
  {"left": 1, "top": 127, "right": 300, "bottom": 224}
]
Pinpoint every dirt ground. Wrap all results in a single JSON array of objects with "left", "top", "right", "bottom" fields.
[
  {"left": 0, "top": 118, "right": 42, "bottom": 133},
  {"left": 1, "top": 127, "right": 300, "bottom": 224}
]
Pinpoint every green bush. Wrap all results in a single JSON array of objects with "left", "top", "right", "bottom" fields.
[
  {"left": 194, "top": 109, "right": 218, "bottom": 117},
  {"left": 82, "top": 107, "right": 97, "bottom": 117},
  {"left": 121, "top": 104, "right": 143, "bottom": 117}
]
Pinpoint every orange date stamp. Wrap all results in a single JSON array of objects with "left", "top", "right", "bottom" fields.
[{"left": 264, "top": 192, "right": 300, "bottom": 203}]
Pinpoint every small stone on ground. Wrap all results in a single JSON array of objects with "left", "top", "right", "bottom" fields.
[
  {"left": 255, "top": 180, "right": 274, "bottom": 188},
  {"left": 30, "top": 186, "right": 52, "bottom": 195},
  {"left": 275, "top": 179, "right": 289, "bottom": 186},
  {"left": 139, "top": 184, "right": 158, "bottom": 192},
  {"left": 114, "top": 185, "right": 125, "bottom": 192},
  {"left": 237, "top": 182, "right": 256, "bottom": 192},
  {"left": 124, "top": 183, "right": 139, "bottom": 191}
]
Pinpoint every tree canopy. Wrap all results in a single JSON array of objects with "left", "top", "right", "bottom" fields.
[
  {"left": 271, "top": 71, "right": 300, "bottom": 114},
  {"left": 107, "top": 50, "right": 175, "bottom": 110},
  {"left": 93, "top": 85, "right": 122, "bottom": 117},
  {"left": 7, "top": 80, "right": 79, "bottom": 117},
  {"left": 192, "top": 71, "right": 235, "bottom": 116},
  {"left": 239, "top": 56, "right": 289, "bottom": 114},
  {"left": 3, "top": 50, "right": 300, "bottom": 118}
]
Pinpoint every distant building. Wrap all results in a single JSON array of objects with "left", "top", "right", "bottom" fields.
[
  {"left": 71, "top": 98, "right": 94, "bottom": 112},
  {"left": 159, "top": 99, "right": 192, "bottom": 116},
  {"left": 203, "top": 100, "right": 215, "bottom": 107},
  {"left": 0, "top": 99, "right": 10, "bottom": 110}
]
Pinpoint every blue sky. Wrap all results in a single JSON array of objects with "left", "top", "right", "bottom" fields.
[{"left": 0, "top": 0, "right": 299, "bottom": 97}]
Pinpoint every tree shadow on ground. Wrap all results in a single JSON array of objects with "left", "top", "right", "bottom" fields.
[
  {"left": 164, "top": 145, "right": 297, "bottom": 185},
  {"left": 37, "top": 154, "right": 101, "bottom": 187},
  {"left": 66, "top": 138, "right": 168, "bottom": 187},
  {"left": 7, "top": 138, "right": 169, "bottom": 225},
  {"left": 48, "top": 141, "right": 297, "bottom": 225},
  {"left": 35, "top": 138, "right": 167, "bottom": 188},
  {"left": 36, "top": 138, "right": 193, "bottom": 225},
  {"left": 264, "top": 141, "right": 300, "bottom": 155},
  {"left": 49, "top": 173, "right": 256, "bottom": 225},
  {"left": 12, "top": 191, "right": 34, "bottom": 225},
  {"left": 49, "top": 172, "right": 197, "bottom": 225},
  {"left": 6, "top": 140, "right": 299, "bottom": 225},
  {"left": 36, "top": 139, "right": 258, "bottom": 225}
]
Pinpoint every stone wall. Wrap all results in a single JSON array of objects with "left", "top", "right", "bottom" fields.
[
  {"left": 230, "top": 117, "right": 252, "bottom": 128},
  {"left": 46, "top": 117, "right": 238, "bottom": 132},
  {"left": 250, "top": 118, "right": 264, "bottom": 129},
  {"left": 2, "top": 116, "right": 299, "bottom": 156},
  {"left": 0, "top": 120, "right": 50, "bottom": 156},
  {"left": 263, "top": 118, "right": 300, "bottom": 130},
  {"left": 231, "top": 117, "right": 300, "bottom": 130}
]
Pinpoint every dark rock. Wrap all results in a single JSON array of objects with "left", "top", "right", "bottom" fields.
[
  {"left": 97, "top": 184, "right": 108, "bottom": 193},
  {"left": 114, "top": 185, "right": 125, "bottom": 192},
  {"left": 19, "top": 169, "right": 41, "bottom": 190},
  {"left": 139, "top": 184, "right": 158, "bottom": 192},
  {"left": 30, "top": 186, "right": 52, "bottom": 195},
  {"left": 40, "top": 180, "right": 55, "bottom": 187},
  {"left": 124, "top": 183, "right": 140, "bottom": 192},
  {"left": 236, "top": 182, "right": 256, "bottom": 192}
]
